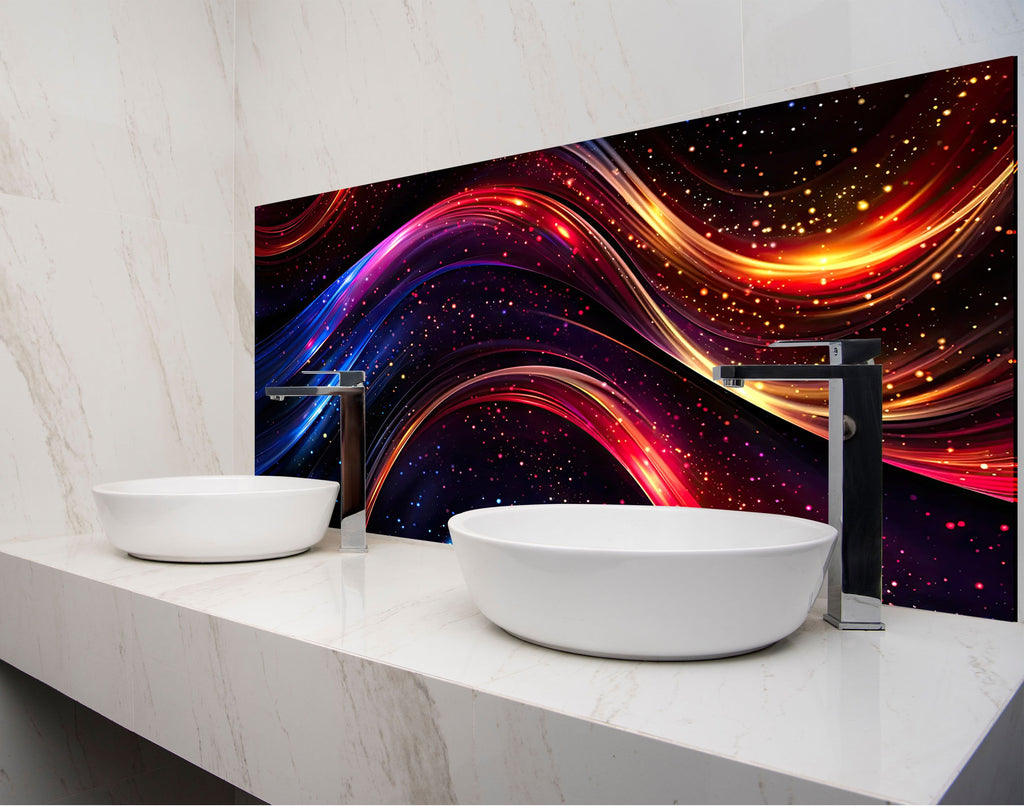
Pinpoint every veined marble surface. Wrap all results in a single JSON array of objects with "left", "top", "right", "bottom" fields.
[{"left": 1, "top": 530, "right": 1021, "bottom": 804}]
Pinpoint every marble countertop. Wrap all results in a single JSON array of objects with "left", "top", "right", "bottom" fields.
[{"left": 1, "top": 529, "right": 1022, "bottom": 804}]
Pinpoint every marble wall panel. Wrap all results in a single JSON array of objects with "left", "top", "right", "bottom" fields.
[
  {"left": 234, "top": 0, "right": 744, "bottom": 211},
  {"left": 0, "top": 0, "right": 234, "bottom": 228},
  {"left": 0, "top": 0, "right": 236, "bottom": 538},
  {"left": 741, "top": 0, "right": 1022, "bottom": 101},
  {"left": 0, "top": 194, "right": 234, "bottom": 539}
]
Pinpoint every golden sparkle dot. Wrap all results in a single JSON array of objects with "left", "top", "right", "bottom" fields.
[
  {"left": 883, "top": 185, "right": 893, "bottom": 193},
  {"left": 970, "top": 76, "right": 977, "bottom": 83},
  {"left": 857, "top": 98, "right": 865, "bottom": 105},
  {"left": 995, "top": 225, "right": 1003, "bottom": 232},
  {"left": 981, "top": 463, "right": 989, "bottom": 470},
  {"left": 699, "top": 288, "right": 709, "bottom": 296},
  {"left": 915, "top": 370, "right": 925, "bottom": 378},
  {"left": 850, "top": 146, "right": 858, "bottom": 153},
  {"left": 857, "top": 200, "right": 870, "bottom": 211},
  {"left": 942, "top": 109, "right": 951, "bottom": 116},
  {"left": 808, "top": 207, "right": 816, "bottom": 214},
  {"left": 931, "top": 271, "right": 942, "bottom": 281}
]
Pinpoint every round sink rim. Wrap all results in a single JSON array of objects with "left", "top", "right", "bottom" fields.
[
  {"left": 93, "top": 474, "right": 339, "bottom": 497},
  {"left": 448, "top": 502, "right": 837, "bottom": 556}
]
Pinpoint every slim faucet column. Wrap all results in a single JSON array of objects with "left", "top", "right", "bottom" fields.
[
  {"left": 265, "top": 370, "right": 367, "bottom": 553},
  {"left": 823, "top": 342, "right": 883, "bottom": 629},
  {"left": 713, "top": 340, "right": 884, "bottom": 630}
]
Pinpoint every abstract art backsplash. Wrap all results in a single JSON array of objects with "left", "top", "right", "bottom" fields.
[{"left": 256, "top": 58, "right": 1017, "bottom": 620}]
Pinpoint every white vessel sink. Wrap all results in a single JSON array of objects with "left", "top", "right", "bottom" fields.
[
  {"left": 448, "top": 504, "right": 837, "bottom": 660},
  {"left": 93, "top": 475, "right": 339, "bottom": 562}
]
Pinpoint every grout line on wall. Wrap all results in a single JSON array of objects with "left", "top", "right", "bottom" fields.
[
  {"left": 231, "top": 0, "right": 239, "bottom": 476},
  {"left": 738, "top": 0, "right": 745, "bottom": 101}
]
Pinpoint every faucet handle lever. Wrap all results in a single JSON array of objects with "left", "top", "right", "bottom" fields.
[{"left": 769, "top": 339, "right": 880, "bottom": 365}]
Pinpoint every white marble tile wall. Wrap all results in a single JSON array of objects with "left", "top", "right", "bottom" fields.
[
  {"left": 741, "top": 0, "right": 1023, "bottom": 105},
  {"left": 1, "top": 0, "right": 236, "bottom": 542}
]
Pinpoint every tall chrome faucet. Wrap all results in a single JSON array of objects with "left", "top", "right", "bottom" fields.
[
  {"left": 264, "top": 370, "right": 367, "bottom": 553},
  {"left": 713, "top": 340, "right": 884, "bottom": 630}
]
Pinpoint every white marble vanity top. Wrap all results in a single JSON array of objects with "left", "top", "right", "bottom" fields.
[{"left": 0, "top": 530, "right": 1021, "bottom": 804}]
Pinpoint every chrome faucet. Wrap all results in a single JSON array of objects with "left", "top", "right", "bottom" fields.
[
  {"left": 713, "top": 340, "right": 884, "bottom": 630},
  {"left": 264, "top": 370, "right": 367, "bottom": 553}
]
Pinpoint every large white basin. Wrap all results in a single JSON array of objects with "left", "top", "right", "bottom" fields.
[
  {"left": 448, "top": 504, "right": 837, "bottom": 660},
  {"left": 93, "top": 475, "right": 339, "bottom": 562}
]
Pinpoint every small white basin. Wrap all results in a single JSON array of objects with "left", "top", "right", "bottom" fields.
[
  {"left": 448, "top": 504, "right": 837, "bottom": 660},
  {"left": 93, "top": 475, "right": 339, "bottom": 562}
]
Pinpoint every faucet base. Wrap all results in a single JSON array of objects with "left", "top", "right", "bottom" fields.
[
  {"left": 340, "top": 510, "right": 367, "bottom": 553},
  {"left": 823, "top": 614, "right": 886, "bottom": 631}
]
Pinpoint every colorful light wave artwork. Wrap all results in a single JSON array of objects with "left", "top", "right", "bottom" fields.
[{"left": 256, "top": 57, "right": 1017, "bottom": 620}]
